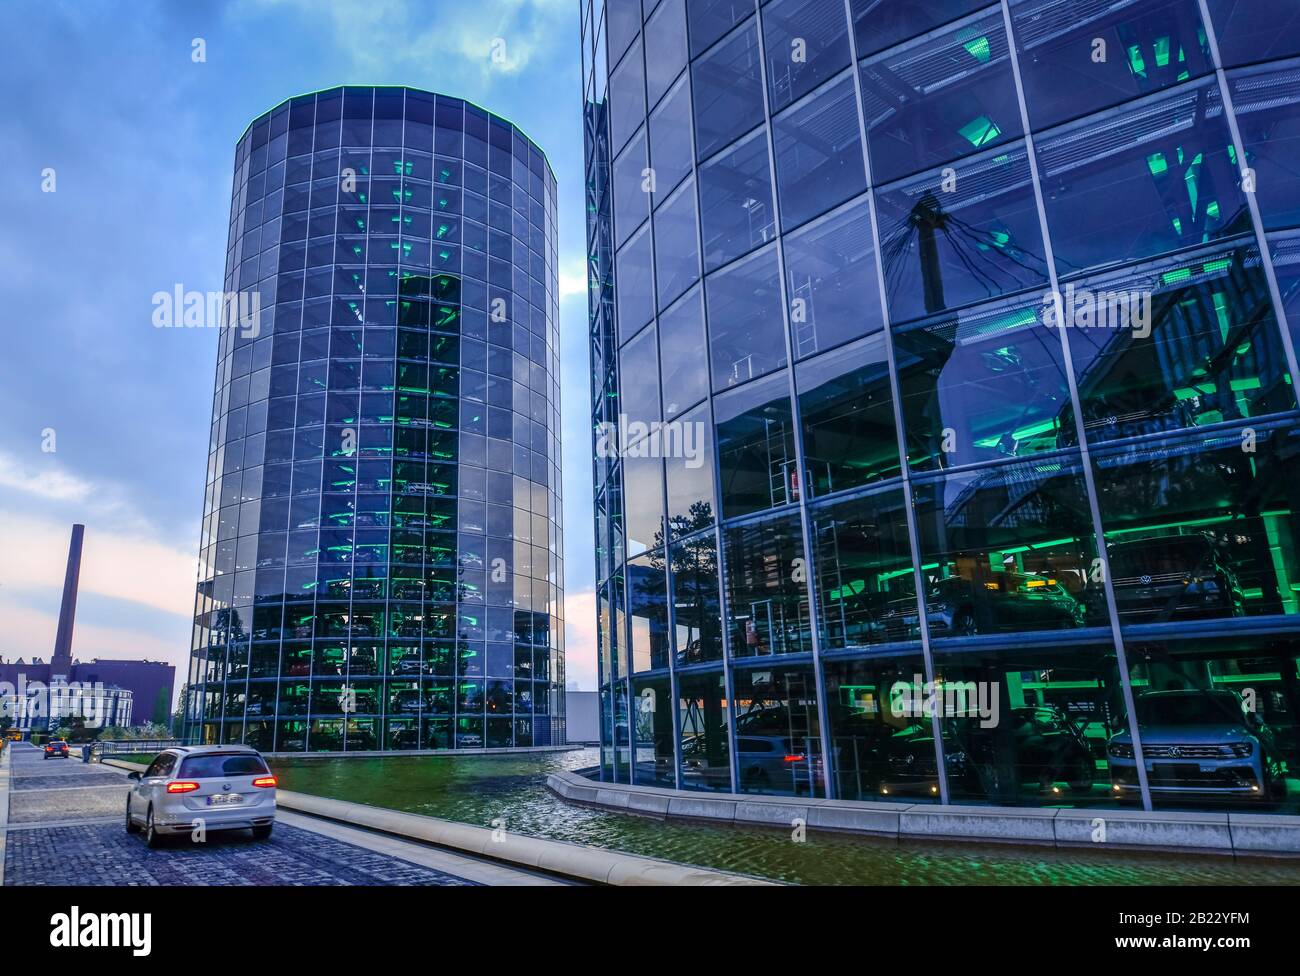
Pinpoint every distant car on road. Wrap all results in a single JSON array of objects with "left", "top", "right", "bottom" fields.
[
  {"left": 126, "top": 745, "right": 277, "bottom": 848},
  {"left": 43, "top": 740, "right": 70, "bottom": 760}
]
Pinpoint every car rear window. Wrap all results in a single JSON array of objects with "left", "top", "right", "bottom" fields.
[{"left": 179, "top": 754, "right": 269, "bottom": 778}]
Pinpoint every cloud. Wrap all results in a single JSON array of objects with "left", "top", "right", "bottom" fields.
[
  {"left": 240, "top": 0, "right": 571, "bottom": 81},
  {"left": 562, "top": 587, "right": 597, "bottom": 690},
  {"left": 0, "top": 599, "right": 187, "bottom": 684},
  {"left": 0, "top": 450, "right": 94, "bottom": 503},
  {"left": 0, "top": 514, "right": 195, "bottom": 621},
  {"left": 558, "top": 253, "right": 588, "bottom": 299},
  {"left": 0, "top": 449, "right": 183, "bottom": 541}
]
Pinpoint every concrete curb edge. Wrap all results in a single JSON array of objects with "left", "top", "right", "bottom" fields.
[{"left": 546, "top": 770, "right": 1300, "bottom": 858}]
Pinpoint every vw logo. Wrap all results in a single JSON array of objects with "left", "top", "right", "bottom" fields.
[
  {"left": 1167, "top": 747, "right": 1180, "bottom": 759},
  {"left": 1140, "top": 574, "right": 1153, "bottom": 585},
  {"left": 222, "top": 783, "right": 231, "bottom": 791}
]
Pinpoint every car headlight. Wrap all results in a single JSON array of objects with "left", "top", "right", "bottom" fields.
[
  {"left": 1108, "top": 742, "right": 1134, "bottom": 759},
  {"left": 1229, "top": 742, "right": 1254, "bottom": 758}
]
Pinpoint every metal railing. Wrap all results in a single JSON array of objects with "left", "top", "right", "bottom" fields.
[{"left": 91, "top": 738, "right": 181, "bottom": 759}]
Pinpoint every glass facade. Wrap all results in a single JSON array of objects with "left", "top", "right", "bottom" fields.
[
  {"left": 583, "top": 0, "right": 1300, "bottom": 811},
  {"left": 185, "top": 87, "right": 564, "bottom": 752}
]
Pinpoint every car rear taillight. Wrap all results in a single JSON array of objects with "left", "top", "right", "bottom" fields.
[
  {"left": 167, "top": 781, "right": 200, "bottom": 793},
  {"left": 783, "top": 754, "right": 806, "bottom": 763},
  {"left": 252, "top": 775, "right": 277, "bottom": 788}
]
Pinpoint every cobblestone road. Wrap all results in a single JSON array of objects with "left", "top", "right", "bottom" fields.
[{"left": 1, "top": 743, "right": 503, "bottom": 886}]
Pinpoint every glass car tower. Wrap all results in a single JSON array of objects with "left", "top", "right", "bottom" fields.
[
  {"left": 583, "top": 0, "right": 1300, "bottom": 813},
  {"left": 186, "top": 86, "right": 565, "bottom": 752}
]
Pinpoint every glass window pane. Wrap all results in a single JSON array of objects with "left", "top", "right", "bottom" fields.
[
  {"left": 654, "top": 177, "right": 701, "bottom": 309},
  {"left": 875, "top": 144, "right": 1049, "bottom": 324},
  {"left": 607, "top": 0, "right": 644, "bottom": 66},
  {"left": 1230, "top": 63, "right": 1300, "bottom": 232},
  {"left": 763, "top": 0, "right": 852, "bottom": 112},
  {"left": 715, "top": 370, "right": 797, "bottom": 518},
  {"left": 628, "top": 555, "right": 670, "bottom": 673},
  {"left": 678, "top": 670, "right": 730, "bottom": 790},
  {"left": 633, "top": 673, "right": 674, "bottom": 785},
  {"left": 609, "top": 37, "right": 647, "bottom": 155},
  {"left": 705, "top": 245, "right": 787, "bottom": 391},
  {"left": 912, "top": 454, "right": 1105, "bottom": 639},
  {"left": 599, "top": 684, "right": 615, "bottom": 779},
  {"left": 1204, "top": 0, "right": 1300, "bottom": 68},
  {"left": 731, "top": 665, "right": 826, "bottom": 796},
  {"left": 1093, "top": 424, "right": 1300, "bottom": 623},
  {"left": 773, "top": 74, "right": 867, "bottom": 231},
  {"left": 1061, "top": 240, "right": 1295, "bottom": 447},
  {"left": 824, "top": 656, "right": 938, "bottom": 802},
  {"left": 1275, "top": 233, "right": 1300, "bottom": 351},
  {"left": 783, "top": 200, "right": 883, "bottom": 357},
  {"left": 665, "top": 401, "right": 716, "bottom": 539},
  {"left": 850, "top": 0, "right": 991, "bottom": 60},
  {"left": 658, "top": 287, "right": 711, "bottom": 417},
  {"left": 618, "top": 324, "right": 662, "bottom": 429},
  {"left": 1037, "top": 82, "right": 1246, "bottom": 279},
  {"left": 613, "top": 128, "right": 650, "bottom": 247},
  {"left": 672, "top": 535, "right": 723, "bottom": 664},
  {"left": 612, "top": 677, "right": 631, "bottom": 779},
  {"left": 649, "top": 74, "right": 695, "bottom": 204},
  {"left": 811, "top": 489, "right": 918, "bottom": 650},
  {"left": 1010, "top": 0, "right": 1212, "bottom": 131},
  {"left": 688, "top": 0, "right": 754, "bottom": 57},
  {"left": 645, "top": 0, "right": 688, "bottom": 109},
  {"left": 698, "top": 127, "right": 776, "bottom": 272},
  {"left": 622, "top": 450, "right": 665, "bottom": 557},
  {"left": 616, "top": 225, "right": 655, "bottom": 341},
  {"left": 1123, "top": 635, "right": 1300, "bottom": 813},
  {"left": 932, "top": 644, "right": 1126, "bottom": 806},
  {"left": 797, "top": 331, "right": 900, "bottom": 495},
  {"left": 893, "top": 291, "right": 1070, "bottom": 470},
  {"left": 692, "top": 19, "right": 766, "bottom": 162},
  {"left": 859, "top": 7, "right": 1023, "bottom": 184},
  {"left": 724, "top": 512, "right": 812, "bottom": 658}
]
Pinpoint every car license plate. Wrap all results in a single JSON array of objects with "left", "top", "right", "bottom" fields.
[{"left": 207, "top": 793, "right": 243, "bottom": 806}]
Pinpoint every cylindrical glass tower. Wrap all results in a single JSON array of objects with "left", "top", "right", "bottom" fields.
[{"left": 185, "top": 86, "right": 564, "bottom": 752}]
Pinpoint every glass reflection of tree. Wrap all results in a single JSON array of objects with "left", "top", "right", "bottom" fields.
[{"left": 650, "top": 501, "right": 718, "bottom": 662}]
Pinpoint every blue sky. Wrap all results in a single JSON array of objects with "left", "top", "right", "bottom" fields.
[{"left": 0, "top": 0, "right": 599, "bottom": 693}]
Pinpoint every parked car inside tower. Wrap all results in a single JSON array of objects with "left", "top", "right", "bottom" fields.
[{"left": 1108, "top": 689, "right": 1287, "bottom": 803}]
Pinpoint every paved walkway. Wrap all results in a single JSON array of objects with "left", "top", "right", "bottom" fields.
[{"left": 1, "top": 742, "right": 564, "bottom": 886}]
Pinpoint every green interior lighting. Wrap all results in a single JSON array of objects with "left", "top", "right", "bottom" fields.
[
  {"left": 959, "top": 116, "right": 1001, "bottom": 147},
  {"left": 1154, "top": 36, "right": 1171, "bottom": 67},
  {"left": 1128, "top": 45, "right": 1147, "bottom": 78},
  {"left": 958, "top": 30, "right": 991, "bottom": 63}
]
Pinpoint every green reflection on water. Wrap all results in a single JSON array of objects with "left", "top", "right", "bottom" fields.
[{"left": 271, "top": 747, "right": 1300, "bottom": 885}]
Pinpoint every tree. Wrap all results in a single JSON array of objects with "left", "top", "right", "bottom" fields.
[
  {"left": 151, "top": 687, "right": 171, "bottom": 725},
  {"left": 170, "top": 683, "right": 191, "bottom": 739},
  {"left": 57, "top": 715, "right": 96, "bottom": 743}
]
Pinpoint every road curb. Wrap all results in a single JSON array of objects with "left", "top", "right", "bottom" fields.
[{"left": 0, "top": 744, "right": 11, "bottom": 886}]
